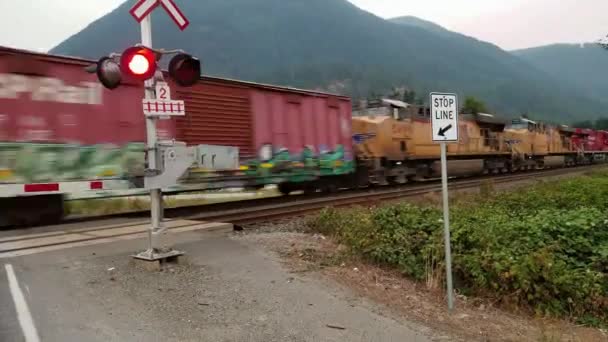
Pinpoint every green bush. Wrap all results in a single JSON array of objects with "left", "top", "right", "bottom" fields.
[{"left": 309, "top": 175, "right": 608, "bottom": 326}]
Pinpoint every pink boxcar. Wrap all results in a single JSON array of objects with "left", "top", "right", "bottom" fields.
[{"left": 0, "top": 46, "right": 353, "bottom": 161}]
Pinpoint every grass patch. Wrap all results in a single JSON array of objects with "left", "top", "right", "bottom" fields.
[
  {"left": 308, "top": 173, "right": 608, "bottom": 327},
  {"left": 65, "top": 188, "right": 279, "bottom": 216},
  {"left": 65, "top": 197, "right": 150, "bottom": 216}
]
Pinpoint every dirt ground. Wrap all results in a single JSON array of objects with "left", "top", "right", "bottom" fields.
[{"left": 235, "top": 221, "right": 608, "bottom": 342}]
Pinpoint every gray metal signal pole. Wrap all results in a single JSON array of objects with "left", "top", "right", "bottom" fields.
[
  {"left": 440, "top": 142, "right": 454, "bottom": 311},
  {"left": 140, "top": 14, "right": 164, "bottom": 253}
]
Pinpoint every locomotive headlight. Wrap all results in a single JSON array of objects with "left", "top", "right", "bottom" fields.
[{"left": 259, "top": 144, "right": 273, "bottom": 161}]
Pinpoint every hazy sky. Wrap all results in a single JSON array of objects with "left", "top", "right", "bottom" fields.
[{"left": 0, "top": 0, "right": 605, "bottom": 52}]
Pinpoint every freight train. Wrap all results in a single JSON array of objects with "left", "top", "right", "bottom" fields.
[
  {"left": 1, "top": 46, "right": 607, "bottom": 226},
  {"left": 272, "top": 98, "right": 608, "bottom": 195}
]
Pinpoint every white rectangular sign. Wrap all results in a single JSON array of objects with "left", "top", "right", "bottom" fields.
[
  {"left": 143, "top": 99, "right": 185, "bottom": 116},
  {"left": 430, "top": 92, "right": 459, "bottom": 142},
  {"left": 156, "top": 82, "right": 171, "bottom": 100}
]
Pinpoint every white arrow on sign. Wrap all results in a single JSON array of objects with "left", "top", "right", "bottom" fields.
[{"left": 130, "top": 0, "right": 190, "bottom": 31}]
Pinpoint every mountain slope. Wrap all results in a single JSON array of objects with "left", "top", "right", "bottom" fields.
[
  {"left": 513, "top": 43, "right": 608, "bottom": 107},
  {"left": 389, "top": 16, "right": 450, "bottom": 35},
  {"left": 50, "top": 0, "right": 606, "bottom": 122}
]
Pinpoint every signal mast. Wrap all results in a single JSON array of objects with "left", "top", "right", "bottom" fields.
[{"left": 85, "top": 0, "right": 201, "bottom": 264}]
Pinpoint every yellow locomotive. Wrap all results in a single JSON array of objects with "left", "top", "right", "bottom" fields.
[{"left": 351, "top": 99, "right": 580, "bottom": 185}]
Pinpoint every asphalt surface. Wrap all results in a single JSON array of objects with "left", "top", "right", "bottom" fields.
[
  {"left": 0, "top": 228, "right": 434, "bottom": 342},
  {"left": 0, "top": 267, "right": 22, "bottom": 342}
]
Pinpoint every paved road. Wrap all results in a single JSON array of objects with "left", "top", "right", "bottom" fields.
[{"left": 0, "top": 228, "right": 435, "bottom": 342}]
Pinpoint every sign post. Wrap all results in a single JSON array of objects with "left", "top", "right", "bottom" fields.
[
  {"left": 129, "top": 0, "right": 190, "bottom": 261},
  {"left": 140, "top": 14, "right": 163, "bottom": 256},
  {"left": 430, "top": 92, "right": 459, "bottom": 312}
]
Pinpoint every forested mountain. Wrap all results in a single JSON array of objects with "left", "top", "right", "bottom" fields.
[
  {"left": 513, "top": 43, "right": 608, "bottom": 107},
  {"left": 389, "top": 16, "right": 450, "bottom": 35},
  {"left": 50, "top": 0, "right": 607, "bottom": 122}
]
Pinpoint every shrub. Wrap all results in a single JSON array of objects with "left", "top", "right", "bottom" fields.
[{"left": 308, "top": 174, "right": 608, "bottom": 326}]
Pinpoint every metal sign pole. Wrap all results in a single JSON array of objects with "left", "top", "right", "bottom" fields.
[
  {"left": 140, "top": 14, "right": 163, "bottom": 253},
  {"left": 440, "top": 141, "right": 454, "bottom": 311},
  {"left": 430, "top": 92, "right": 458, "bottom": 311}
]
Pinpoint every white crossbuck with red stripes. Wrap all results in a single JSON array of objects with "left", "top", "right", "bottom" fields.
[
  {"left": 0, "top": 179, "right": 131, "bottom": 197},
  {"left": 130, "top": 0, "right": 189, "bottom": 31}
]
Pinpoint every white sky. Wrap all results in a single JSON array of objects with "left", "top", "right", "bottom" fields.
[{"left": 0, "top": 0, "right": 605, "bottom": 52}]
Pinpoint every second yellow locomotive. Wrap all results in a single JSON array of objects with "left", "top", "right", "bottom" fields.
[{"left": 351, "top": 99, "right": 579, "bottom": 185}]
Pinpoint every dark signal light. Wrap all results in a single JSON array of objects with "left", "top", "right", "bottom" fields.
[
  {"left": 95, "top": 56, "right": 122, "bottom": 90},
  {"left": 168, "top": 53, "right": 201, "bottom": 87}
]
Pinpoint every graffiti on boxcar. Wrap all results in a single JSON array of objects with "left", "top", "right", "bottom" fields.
[
  {"left": 0, "top": 143, "right": 146, "bottom": 183},
  {"left": 0, "top": 73, "right": 102, "bottom": 105},
  {"left": 16, "top": 115, "right": 53, "bottom": 141}
]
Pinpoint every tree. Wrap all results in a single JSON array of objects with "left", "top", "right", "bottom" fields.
[
  {"left": 594, "top": 118, "right": 608, "bottom": 130},
  {"left": 571, "top": 118, "right": 608, "bottom": 130},
  {"left": 402, "top": 89, "right": 417, "bottom": 104},
  {"left": 598, "top": 35, "right": 608, "bottom": 50},
  {"left": 462, "top": 96, "right": 488, "bottom": 114},
  {"left": 386, "top": 87, "right": 402, "bottom": 100},
  {"left": 572, "top": 120, "right": 594, "bottom": 129}
]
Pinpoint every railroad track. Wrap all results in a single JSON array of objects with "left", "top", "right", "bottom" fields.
[
  {"left": 26, "top": 163, "right": 608, "bottom": 227},
  {"left": 185, "top": 164, "right": 606, "bottom": 225},
  {"left": 0, "top": 163, "right": 604, "bottom": 258}
]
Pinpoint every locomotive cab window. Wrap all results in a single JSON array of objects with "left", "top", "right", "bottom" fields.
[{"left": 481, "top": 128, "right": 490, "bottom": 146}]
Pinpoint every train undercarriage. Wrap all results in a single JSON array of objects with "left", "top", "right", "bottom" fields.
[
  {"left": 3, "top": 151, "right": 608, "bottom": 228},
  {"left": 0, "top": 194, "right": 65, "bottom": 227},
  {"left": 277, "top": 151, "right": 608, "bottom": 196}
]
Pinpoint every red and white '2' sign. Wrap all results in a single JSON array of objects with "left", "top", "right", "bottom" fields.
[
  {"left": 130, "top": 0, "right": 190, "bottom": 31},
  {"left": 156, "top": 82, "right": 171, "bottom": 100}
]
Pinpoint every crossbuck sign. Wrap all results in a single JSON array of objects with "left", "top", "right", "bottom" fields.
[{"left": 130, "top": 0, "right": 190, "bottom": 31}]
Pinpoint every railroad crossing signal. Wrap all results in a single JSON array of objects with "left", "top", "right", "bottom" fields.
[
  {"left": 86, "top": 0, "right": 199, "bottom": 90},
  {"left": 87, "top": 46, "right": 201, "bottom": 90}
]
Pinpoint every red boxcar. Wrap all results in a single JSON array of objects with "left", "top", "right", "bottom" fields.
[
  {"left": 593, "top": 130, "right": 608, "bottom": 151},
  {"left": 0, "top": 46, "right": 353, "bottom": 161},
  {"left": 572, "top": 128, "right": 608, "bottom": 152}
]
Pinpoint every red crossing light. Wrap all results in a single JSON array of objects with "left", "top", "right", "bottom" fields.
[
  {"left": 120, "top": 46, "right": 157, "bottom": 81},
  {"left": 87, "top": 47, "right": 201, "bottom": 90}
]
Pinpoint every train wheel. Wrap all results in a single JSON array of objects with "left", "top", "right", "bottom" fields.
[
  {"left": 326, "top": 183, "right": 338, "bottom": 193},
  {"left": 278, "top": 183, "right": 292, "bottom": 196},
  {"left": 0, "top": 194, "right": 65, "bottom": 228},
  {"left": 303, "top": 183, "right": 317, "bottom": 195}
]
